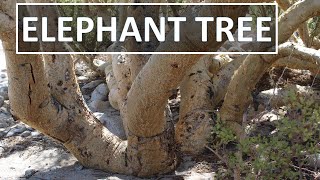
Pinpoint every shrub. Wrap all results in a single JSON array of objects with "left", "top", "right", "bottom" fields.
[{"left": 211, "top": 89, "right": 320, "bottom": 179}]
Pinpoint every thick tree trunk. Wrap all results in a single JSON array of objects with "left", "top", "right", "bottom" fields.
[
  {"left": 212, "top": 41, "right": 320, "bottom": 109},
  {"left": 109, "top": 3, "right": 130, "bottom": 110},
  {"left": 174, "top": 4, "right": 248, "bottom": 153},
  {"left": 212, "top": 55, "right": 246, "bottom": 107},
  {"left": 125, "top": 5, "right": 247, "bottom": 174},
  {"left": 5, "top": 0, "right": 312, "bottom": 177},
  {"left": 220, "top": 0, "right": 320, "bottom": 136},
  {"left": 175, "top": 56, "right": 215, "bottom": 154},
  {"left": 2, "top": 1, "right": 247, "bottom": 177},
  {"left": 126, "top": 1, "right": 161, "bottom": 82},
  {"left": 3, "top": 32, "right": 131, "bottom": 174}
]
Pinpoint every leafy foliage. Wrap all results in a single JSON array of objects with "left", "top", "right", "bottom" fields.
[
  {"left": 56, "top": 1, "right": 116, "bottom": 52},
  {"left": 211, "top": 90, "right": 320, "bottom": 179},
  {"left": 249, "top": 5, "right": 276, "bottom": 28},
  {"left": 309, "top": 16, "right": 320, "bottom": 39}
]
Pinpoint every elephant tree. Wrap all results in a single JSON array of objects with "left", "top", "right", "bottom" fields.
[{"left": 1, "top": 0, "right": 320, "bottom": 177}]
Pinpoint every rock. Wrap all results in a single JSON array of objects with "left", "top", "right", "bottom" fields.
[
  {"left": 91, "top": 83, "right": 109, "bottom": 101},
  {"left": 306, "top": 154, "right": 320, "bottom": 169},
  {"left": 81, "top": 80, "right": 104, "bottom": 95},
  {"left": 0, "top": 85, "right": 8, "bottom": 100},
  {"left": 95, "top": 111, "right": 126, "bottom": 140},
  {"left": 77, "top": 76, "right": 89, "bottom": 81},
  {"left": 0, "top": 113, "right": 13, "bottom": 123},
  {"left": 96, "top": 62, "right": 109, "bottom": 73},
  {"left": 252, "top": 111, "right": 280, "bottom": 122},
  {"left": 94, "top": 59, "right": 105, "bottom": 66},
  {"left": 184, "top": 172, "right": 215, "bottom": 180},
  {"left": 25, "top": 124, "right": 34, "bottom": 131},
  {"left": 0, "top": 106, "right": 9, "bottom": 115},
  {"left": 14, "top": 144, "right": 25, "bottom": 151},
  {"left": 1, "top": 100, "right": 10, "bottom": 115},
  {"left": 4, "top": 124, "right": 27, "bottom": 137},
  {"left": 0, "top": 114, "right": 13, "bottom": 129},
  {"left": 108, "top": 88, "right": 119, "bottom": 110},
  {"left": 0, "top": 128, "right": 10, "bottom": 137},
  {"left": 21, "top": 130, "right": 31, "bottom": 137},
  {"left": 74, "top": 162, "right": 84, "bottom": 171},
  {"left": 0, "top": 95, "right": 3, "bottom": 107},
  {"left": 24, "top": 169, "right": 38, "bottom": 178},
  {"left": 13, "top": 124, "right": 27, "bottom": 133},
  {"left": 31, "top": 131, "right": 41, "bottom": 137},
  {"left": 83, "top": 95, "right": 91, "bottom": 101},
  {"left": 0, "top": 73, "right": 6, "bottom": 79},
  {"left": 0, "top": 122, "right": 8, "bottom": 128},
  {"left": 5, "top": 130, "right": 16, "bottom": 137},
  {"left": 5, "top": 128, "right": 26, "bottom": 137},
  {"left": 256, "top": 85, "right": 320, "bottom": 108},
  {"left": 89, "top": 100, "right": 111, "bottom": 113},
  {"left": 93, "top": 112, "right": 104, "bottom": 120}
]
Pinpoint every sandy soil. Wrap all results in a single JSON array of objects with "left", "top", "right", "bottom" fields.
[
  {"left": 0, "top": 42, "right": 216, "bottom": 180},
  {"left": 0, "top": 130, "right": 216, "bottom": 180}
]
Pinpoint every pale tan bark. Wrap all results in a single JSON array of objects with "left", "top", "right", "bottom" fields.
[
  {"left": 274, "top": 57, "right": 320, "bottom": 75},
  {"left": 212, "top": 55, "right": 246, "bottom": 107},
  {"left": 220, "top": 0, "right": 320, "bottom": 136},
  {"left": 112, "top": 53, "right": 131, "bottom": 137},
  {"left": 175, "top": 56, "right": 214, "bottom": 154},
  {"left": 277, "top": 0, "right": 320, "bottom": 50},
  {"left": 76, "top": 55, "right": 106, "bottom": 75},
  {"left": 111, "top": 53, "right": 130, "bottom": 109},
  {"left": 276, "top": 0, "right": 312, "bottom": 47},
  {"left": 3, "top": 1, "right": 247, "bottom": 177},
  {"left": 212, "top": 42, "right": 320, "bottom": 109},
  {"left": 126, "top": 5, "right": 247, "bottom": 172},
  {"left": 126, "top": 1, "right": 161, "bottom": 82},
  {"left": 5, "top": 0, "right": 309, "bottom": 176},
  {"left": 3, "top": 31, "right": 131, "bottom": 175},
  {"left": 0, "top": 1, "right": 16, "bottom": 35},
  {"left": 109, "top": 4, "right": 130, "bottom": 111},
  {"left": 2, "top": 2, "right": 132, "bottom": 175},
  {"left": 256, "top": 84, "right": 320, "bottom": 109},
  {"left": 278, "top": 0, "right": 320, "bottom": 43},
  {"left": 168, "top": 3, "right": 245, "bottom": 152}
]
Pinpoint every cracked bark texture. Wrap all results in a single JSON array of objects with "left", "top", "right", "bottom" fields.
[
  {"left": 108, "top": 2, "right": 130, "bottom": 111},
  {"left": 220, "top": 0, "right": 320, "bottom": 136},
  {"left": 212, "top": 41, "right": 320, "bottom": 109},
  {"left": 3, "top": 2, "right": 131, "bottom": 175},
  {"left": 126, "top": 1, "right": 161, "bottom": 82},
  {"left": 1, "top": 1, "right": 247, "bottom": 177},
  {"left": 174, "top": 4, "right": 248, "bottom": 153},
  {"left": 175, "top": 56, "right": 215, "bottom": 154},
  {"left": 276, "top": 0, "right": 320, "bottom": 49},
  {"left": 3, "top": 0, "right": 319, "bottom": 177}
]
